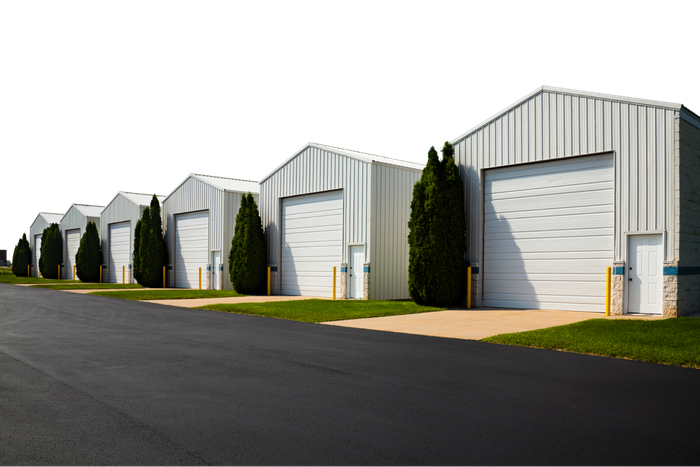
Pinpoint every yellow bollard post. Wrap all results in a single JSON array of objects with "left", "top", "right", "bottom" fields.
[
  {"left": 267, "top": 267, "right": 271, "bottom": 296},
  {"left": 58, "top": 265, "right": 60, "bottom": 280},
  {"left": 163, "top": 266, "right": 166, "bottom": 289},
  {"left": 28, "top": 265, "right": 30, "bottom": 277},
  {"left": 73, "top": 265, "right": 76, "bottom": 281},
  {"left": 99, "top": 266, "right": 102, "bottom": 284},
  {"left": 333, "top": 266, "right": 336, "bottom": 300},
  {"left": 199, "top": 267, "right": 202, "bottom": 290},
  {"left": 467, "top": 267, "right": 472, "bottom": 309},
  {"left": 605, "top": 266, "right": 611, "bottom": 316},
  {"left": 122, "top": 265, "right": 125, "bottom": 284}
]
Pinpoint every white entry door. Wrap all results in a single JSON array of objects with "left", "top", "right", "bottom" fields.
[
  {"left": 212, "top": 251, "right": 221, "bottom": 290},
  {"left": 627, "top": 234, "right": 663, "bottom": 315},
  {"left": 349, "top": 245, "right": 364, "bottom": 299}
]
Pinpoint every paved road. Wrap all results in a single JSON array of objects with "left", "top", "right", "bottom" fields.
[{"left": 1, "top": 284, "right": 699, "bottom": 465}]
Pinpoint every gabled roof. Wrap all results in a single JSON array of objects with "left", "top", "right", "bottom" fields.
[
  {"left": 31, "top": 212, "right": 64, "bottom": 227},
  {"left": 260, "top": 142, "right": 425, "bottom": 183},
  {"left": 451, "top": 85, "right": 700, "bottom": 144},
  {"left": 164, "top": 173, "right": 259, "bottom": 202},
  {"left": 62, "top": 204, "right": 105, "bottom": 221},
  {"left": 105, "top": 191, "right": 165, "bottom": 209}
]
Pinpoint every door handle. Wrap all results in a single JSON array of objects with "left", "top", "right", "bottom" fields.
[{"left": 629, "top": 278, "right": 632, "bottom": 281}]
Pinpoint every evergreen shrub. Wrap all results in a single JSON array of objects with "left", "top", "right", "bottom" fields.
[
  {"left": 408, "top": 142, "right": 467, "bottom": 306},
  {"left": 229, "top": 193, "right": 267, "bottom": 294},
  {"left": 12, "top": 234, "right": 32, "bottom": 277},
  {"left": 76, "top": 221, "right": 102, "bottom": 282},
  {"left": 40, "top": 223, "right": 62, "bottom": 279}
]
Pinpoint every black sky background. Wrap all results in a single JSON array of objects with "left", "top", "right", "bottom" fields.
[{"left": 0, "top": 27, "right": 700, "bottom": 256}]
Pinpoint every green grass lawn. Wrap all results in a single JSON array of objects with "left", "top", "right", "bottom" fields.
[
  {"left": 0, "top": 273, "right": 81, "bottom": 285},
  {"left": 482, "top": 317, "right": 700, "bottom": 369},
  {"left": 198, "top": 299, "right": 445, "bottom": 323},
  {"left": 33, "top": 283, "right": 144, "bottom": 290},
  {"left": 89, "top": 289, "right": 246, "bottom": 301}
]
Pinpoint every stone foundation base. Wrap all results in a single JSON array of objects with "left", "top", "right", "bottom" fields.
[
  {"left": 363, "top": 262, "right": 370, "bottom": 300},
  {"left": 340, "top": 263, "right": 347, "bottom": 299},
  {"left": 663, "top": 274, "right": 678, "bottom": 317},
  {"left": 611, "top": 274, "right": 623, "bottom": 315}
]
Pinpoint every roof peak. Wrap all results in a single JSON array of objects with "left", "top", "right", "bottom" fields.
[{"left": 192, "top": 173, "right": 257, "bottom": 184}]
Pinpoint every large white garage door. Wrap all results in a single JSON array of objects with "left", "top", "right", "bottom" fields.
[
  {"left": 281, "top": 191, "right": 343, "bottom": 297},
  {"left": 34, "top": 235, "right": 42, "bottom": 277},
  {"left": 483, "top": 154, "right": 614, "bottom": 312},
  {"left": 65, "top": 229, "right": 80, "bottom": 280},
  {"left": 175, "top": 210, "right": 209, "bottom": 289},
  {"left": 109, "top": 222, "right": 130, "bottom": 283}
]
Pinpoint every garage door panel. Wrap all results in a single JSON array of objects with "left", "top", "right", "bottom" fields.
[
  {"left": 485, "top": 204, "right": 614, "bottom": 222},
  {"left": 487, "top": 259, "right": 613, "bottom": 274},
  {"left": 483, "top": 154, "right": 614, "bottom": 312},
  {"left": 484, "top": 235, "right": 614, "bottom": 254},
  {"left": 486, "top": 272, "right": 607, "bottom": 282},
  {"left": 484, "top": 279, "right": 606, "bottom": 296},
  {"left": 34, "top": 236, "right": 42, "bottom": 276},
  {"left": 175, "top": 211, "right": 208, "bottom": 289},
  {"left": 281, "top": 191, "right": 342, "bottom": 297},
  {"left": 487, "top": 172, "right": 614, "bottom": 197},
  {"left": 486, "top": 214, "right": 614, "bottom": 232},
  {"left": 485, "top": 292, "right": 607, "bottom": 305},
  {"left": 486, "top": 191, "right": 613, "bottom": 214},
  {"left": 485, "top": 228, "right": 614, "bottom": 241},
  {"left": 486, "top": 156, "right": 613, "bottom": 182},
  {"left": 283, "top": 215, "right": 343, "bottom": 230},
  {"left": 487, "top": 179, "right": 614, "bottom": 201}
]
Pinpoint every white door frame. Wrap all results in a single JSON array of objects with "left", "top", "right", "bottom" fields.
[
  {"left": 348, "top": 244, "right": 365, "bottom": 299},
  {"left": 212, "top": 250, "right": 221, "bottom": 290},
  {"left": 624, "top": 231, "right": 665, "bottom": 315}
]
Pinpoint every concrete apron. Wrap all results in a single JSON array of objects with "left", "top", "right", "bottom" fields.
[{"left": 322, "top": 307, "right": 665, "bottom": 341}]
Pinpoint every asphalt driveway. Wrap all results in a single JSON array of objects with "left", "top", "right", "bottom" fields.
[{"left": 1, "top": 284, "right": 699, "bottom": 465}]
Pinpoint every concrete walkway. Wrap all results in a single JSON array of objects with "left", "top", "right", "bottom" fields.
[
  {"left": 322, "top": 307, "right": 665, "bottom": 341},
  {"left": 143, "top": 295, "right": 327, "bottom": 308}
]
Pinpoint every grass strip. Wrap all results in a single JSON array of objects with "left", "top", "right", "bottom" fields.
[
  {"left": 89, "top": 289, "right": 246, "bottom": 301},
  {"left": 198, "top": 299, "right": 445, "bottom": 323},
  {"left": 33, "top": 283, "right": 144, "bottom": 290},
  {"left": 0, "top": 275, "right": 81, "bottom": 285},
  {"left": 482, "top": 317, "right": 700, "bottom": 369}
]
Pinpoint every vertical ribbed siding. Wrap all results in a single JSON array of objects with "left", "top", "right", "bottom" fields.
[
  {"left": 163, "top": 177, "right": 224, "bottom": 283},
  {"left": 99, "top": 194, "right": 143, "bottom": 276},
  {"left": 260, "top": 146, "right": 372, "bottom": 295},
  {"left": 59, "top": 207, "right": 100, "bottom": 270},
  {"left": 453, "top": 90, "right": 678, "bottom": 265},
  {"left": 369, "top": 163, "right": 421, "bottom": 300}
]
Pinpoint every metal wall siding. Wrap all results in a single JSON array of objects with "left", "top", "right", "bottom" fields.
[
  {"left": 260, "top": 146, "right": 372, "bottom": 277},
  {"left": 369, "top": 163, "right": 421, "bottom": 300},
  {"left": 60, "top": 207, "right": 100, "bottom": 268},
  {"left": 453, "top": 90, "right": 678, "bottom": 264}
]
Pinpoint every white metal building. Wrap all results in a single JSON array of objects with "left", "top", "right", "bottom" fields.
[
  {"left": 452, "top": 86, "right": 700, "bottom": 317},
  {"left": 162, "top": 174, "right": 259, "bottom": 290},
  {"left": 28, "top": 212, "right": 64, "bottom": 277},
  {"left": 59, "top": 204, "right": 104, "bottom": 280},
  {"left": 100, "top": 192, "right": 165, "bottom": 284},
  {"left": 259, "top": 143, "right": 423, "bottom": 300}
]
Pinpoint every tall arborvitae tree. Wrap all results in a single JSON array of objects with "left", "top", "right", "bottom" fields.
[
  {"left": 229, "top": 193, "right": 267, "bottom": 294},
  {"left": 408, "top": 142, "right": 466, "bottom": 306},
  {"left": 76, "top": 221, "right": 102, "bottom": 282},
  {"left": 12, "top": 234, "right": 32, "bottom": 277},
  {"left": 136, "top": 195, "right": 167, "bottom": 287},
  {"left": 140, "top": 195, "right": 168, "bottom": 287},
  {"left": 39, "top": 223, "right": 62, "bottom": 279}
]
